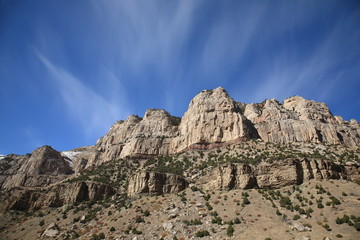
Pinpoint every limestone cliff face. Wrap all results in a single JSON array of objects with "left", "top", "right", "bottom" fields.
[
  {"left": 1, "top": 146, "right": 73, "bottom": 189},
  {"left": 89, "top": 109, "right": 179, "bottom": 167},
  {"left": 90, "top": 88, "right": 359, "bottom": 165},
  {"left": 5, "top": 181, "right": 115, "bottom": 211},
  {"left": 91, "top": 87, "right": 258, "bottom": 164},
  {"left": 244, "top": 96, "right": 360, "bottom": 147},
  {"left": 127, "top": 171, "right": 187, "bottom": 197},
  {"left": 198, "top": 158, "right": 357, "bottom": 191},
  {"left": 2, "top": 87, "right": 359, "bottom": 191},
  {"left": 171, "top": 87, "right": 257, "bottom": 152}
]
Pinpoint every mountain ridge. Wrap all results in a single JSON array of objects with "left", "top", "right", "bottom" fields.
[{"left": 1, "top": 87, "right": 360, "bottom": 239}]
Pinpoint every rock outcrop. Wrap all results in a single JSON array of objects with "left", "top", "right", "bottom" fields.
[
  {"left": 1, "top": 146, "right": 73, "bottom": 189},
  {"left": 89, "top": 110, "right": 179, "bottom": 166},
  {"left": 171, "top": 87, "right": 258, "bottom": 152},
  {"left": 1, "top": 87, "right": 359, "bottom": 193},
  {"left": 90, "top": 87, "right": 258, "bottom": 165},
  {"left": 89, "top": 88, "right": 359, "bottom": 165},
  {"left": 244, "top": 96, "right": 360, "bottom": 147},
  {"left": 198, "top": 158, "right": 358, "bottom": 191},
  {"left": 6, "top": 181, "right": 115, "bottom": 211},
  {"left": 127, "top": 171, "right": 187, "bottom": 197}
]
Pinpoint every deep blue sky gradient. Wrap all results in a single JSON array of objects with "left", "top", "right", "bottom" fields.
[{"left": 1, "top": 0, "right": 360, "bottom": 155}]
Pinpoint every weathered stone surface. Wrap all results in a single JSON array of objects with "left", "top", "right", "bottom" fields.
[
  {"left": 127, "top": 171, "right": 187, "bottom": 197},
  {"left": 171, "top": 87, "right": 258, "bottom": 152},
  {"left": 244, "top": 96, "right": 360, "bottom": 147},
  {"left": 90, "top": 87, "right": 258, "bottom": 165},
  {"left": 88, "top": 88, "right": 359, "bottom": 166},
  {"left": 255, "top": 159, "right": 302, "bottom": 188},
  {"left": 198, "top": 159, "right": 358, "bottom": 190},
  {"left": 7, "top": 181, "right": 115, "bottom": 211},
  {"left": 89, "top": 109, "right": 179, "bottom": 167},
  {"left": 1, "top": 146, "right": 73, "bottom": 189},
  {"left": 198, "top": 163, "right": 256, "bottom": 191},
  {"left": 41, "top": 223, "right": 60, "bottom": 238}
]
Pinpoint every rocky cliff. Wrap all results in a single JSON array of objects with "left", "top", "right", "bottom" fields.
[
  {"left": 3, "top": 181, "right": 115, "bottom": 211},
  {"left": 198, "top": 158, "right": 358, "bottom": 191},
  {"left": 1, "top": 146, "right": 73, "bottom": 189},
  {"left": 244, "top": 96, "right": 360, "bottom": 147},
  {"left": 127, "top": 171, "right": 187, "bottom": 197},
  {"left": 1, "top": 87, "right": 359, "bottom": 193},
  {"left": 88, "top": 87, "right": 359, "bottom": 165}
]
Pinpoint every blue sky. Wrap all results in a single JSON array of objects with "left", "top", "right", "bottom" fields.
[{"left": 1, "top": 0, "right": 360, "bottom": 155}]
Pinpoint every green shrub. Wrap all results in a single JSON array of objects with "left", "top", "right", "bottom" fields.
[
  {"left": 234, "top": 217, "right": 241, "bottom": 224},
  {"left": 110, "top": 227, "right": 115, "bottom": 232},
  {"left": 183, "top": 219, "right": 202, "bottom": 226},
  {"left": 243, "top": 197, "right": 250, "bottom": 205},
  {"left": 132, "top": 228, "right": 142, "bottom": 235},
  {"left": 211, "top": 216, "right": 223, "bottom": 225},
  {"left": 323, "top": 223, "right": 331, "bottom": 231},
  {"left": 293, "top": 215, "right": 300, "bottom": 220},
  {"left": 354, "top": 222, "right": 360, "bottom": 231},
  {"left": 336, "top": 217, "right": 344, "bottom": 224},
  {"left": 195, "top": 230, "right": 210, "bottom": 238},
  {"left": 279, "top": 196, "right": 292, "bottom": 207},
  {"left": 227, "top": 225, "right": 235, "bottom": 237},
  {"left": 143, "top": 210, "right": 150, "bottom": 216},
  {"left": 135, "top": 216, "right": 144, "bottom": 223},
  {"left": 317, "top": 202, "right": 324, "bottom": 209}
]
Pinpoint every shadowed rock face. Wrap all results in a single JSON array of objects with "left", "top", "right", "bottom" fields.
[
  {"left": 6, "top": 181, "right": 115, "bottom": 211},
  {"left": 198, "top": 158, "right": 358, "bottom": 191},
  {"left": 1, "top": 146, "right": 73, "bottom": 189},
  {"left": 127, "top": 171, "right": 187, "bottom": 197}
]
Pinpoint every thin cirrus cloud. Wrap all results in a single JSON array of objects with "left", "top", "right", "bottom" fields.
[
  {"left": 1, "top": 0, "right": 359, "bottom": 155},
  {"left": 34, "top": 48, "right": 130, "bottom": 138},
  {"left": 253, "top": 14, "right": 360, "bottom": 103}
]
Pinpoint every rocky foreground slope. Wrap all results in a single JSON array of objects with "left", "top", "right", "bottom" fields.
[{"left": 0, "top": 87, "right": 360, "bottom": 239}]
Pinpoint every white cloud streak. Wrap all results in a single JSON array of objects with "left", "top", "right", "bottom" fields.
[{"left": 34, "top": 48, "right": 129, "bottom": 138}]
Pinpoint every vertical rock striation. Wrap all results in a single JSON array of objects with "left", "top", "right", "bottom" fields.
[{"left": 198, "top": 158, "right": 358, "bottom": 191}]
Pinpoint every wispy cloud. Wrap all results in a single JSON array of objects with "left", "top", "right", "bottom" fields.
[
  {"left": 227, "top": 2, "right": 360, "bottom": 105},
  {"left": 24, "top": 126, "right": 44, "bottom": 151},
  {"left": 34, "top": 48, "right": 130, "bottom": 138}
]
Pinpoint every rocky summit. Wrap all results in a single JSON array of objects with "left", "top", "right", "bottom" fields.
[{"left": 0, "top": 87, "right": 360, "bottom": 240}]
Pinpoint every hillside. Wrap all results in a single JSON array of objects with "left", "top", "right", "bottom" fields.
[{"left": 0, "top": 87, "right": 359, "bottom": 240}]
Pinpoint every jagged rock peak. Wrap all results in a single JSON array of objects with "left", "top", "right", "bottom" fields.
[
  {"left": 144, "top": 108, "right": 171, "bottom": 120},
  {"left": 1, "top": 145, "right": 73, "bottom": 189},
  {"left": 188, "top": 86, "right": 241, "bottom": 113},
  {"left": 283, "top": 96, "right": 335, "bottom": 123}
]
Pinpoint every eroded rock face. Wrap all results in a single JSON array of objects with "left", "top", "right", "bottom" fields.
[
  {"left": 198, "top": 158, "right": 358, "bottom": 191},
  {"left": 7, "top": 181, "right": 115, "bottom": 211},
  {"left": 90, "top": 88, "right": 359, "bottom": 166},
  {"left": 1, "top": 146, "right": 73, "bottom": 189},
  {"left": 171, "top": 87, "right": 258, "bottom": 152},
  {"left": 89, "top": 109, "right": 179, "bottom": 167},
  {"left": 244, "top": 96, "right": 360, "bottom": 147},
  {"left": 91, "top": 87, "right": 258, "bottom": 165},
  {"left": 127, "top": 171, "right": 187, "bottom": 197}
]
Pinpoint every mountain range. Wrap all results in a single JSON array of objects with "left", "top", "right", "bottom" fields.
[{"left": 0, "top": 87, "right": 359, "bottom": 240}]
